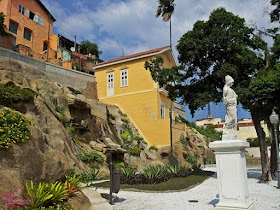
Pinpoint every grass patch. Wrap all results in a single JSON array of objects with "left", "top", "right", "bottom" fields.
[{"left": 92, "top": 171, "right": 213, "bottom": 191}]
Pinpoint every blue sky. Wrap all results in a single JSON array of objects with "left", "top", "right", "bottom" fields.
[{"left": 41, "top": 0, "right": 276, "bottom": 122}]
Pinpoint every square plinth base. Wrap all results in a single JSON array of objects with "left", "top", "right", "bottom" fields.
[{"left": 215, "top": 203, "right": 255, "bottom": 210}]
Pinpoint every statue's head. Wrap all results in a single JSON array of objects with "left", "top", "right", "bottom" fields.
[{"left": 225, "top": 75, "right": 234, "bottom": 86}]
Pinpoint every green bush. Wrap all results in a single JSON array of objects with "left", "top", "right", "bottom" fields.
[
  {"left": 149, "top": 145, "right": 158, "bottom": 152},
  {"left": 0, "top": 83, "right": 34, "bottom": 102},
  {"left": 55, "top": 106, "right": 65, "bottom": 115},
  {"left": 76, "top": 150, "right": 104, "bottom": 163},
  {"left": 247, "top": 137, "right": 271, "bottom": 147},
  {"left": 179, "top": 116, "right": 222, "bottom": 140},
  {"left": 130, "top": 146, "right": 141, "bottom": 156},
  {"left": 25, "top": 181, "right": 53, "bottom": 208},
  {"left": 67, "top": 87, "right": 83, "bottom": 95},
  {"left": 118, "top": 111, "right": 127, "bottom": 117},
  {"left": 45, "top": 182, "right": 68, "bottom": 206},
  {"left": 66, "top": 126, "right": 75, "bottom": 133},
  {"left": 108, "top": 114, "right": 116, "bottom": 120},
  {"left": 121, "top": 118, "right": 129, "bottom": 124},
  {"left": 80, "top": 169, "right": 102, "bottom": 186},
  {"left": 0, "top": 109, "right": 30, "bottom": 148}
]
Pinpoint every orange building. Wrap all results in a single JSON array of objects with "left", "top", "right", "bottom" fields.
[{"left": 0, "top": 0, "right": 55, "bottom": 54}]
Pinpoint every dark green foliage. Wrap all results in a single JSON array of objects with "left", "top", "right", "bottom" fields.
[
  {"left": 55, "top": 106, "right": 65, "bottom": 115},
  {"left": 67, "top": 87, "right": 83, "bottom": 95},
  {"left": 149, "top": 145, "right": 159, "bottom": 152},
  {"left": 120, "top": 164, "right": 192, "bottom": 185},
  {"left": 79, "top": 169, "right": 102, "bottom": 186},
  {"left": 247, "top": 137, "right": 271, "bottom": 147},
  {"left": 118, "top": 111, "right": 127, "bottom": 117},
  {"left": 0, "top": 84, "right": 34, "bottom": 102},
  {"left": 270, "top": 0, "right": 280, "bottom": 23},
  {"left": 156, "top": 0, "right": 175, "bottom": 22},
  {"left": 76, "top": 150, "right": 104, "bottom": 163},
  {"left": 108, "top": 114, "right": 116, "bottom": 121},
  {"left": 80, "top": 40, "right": 102, "bottom": 58},
  {"left": 0, "top": 109, "right": 30, "bottom": 148},
  {"left": 0, "top": 12, "right": 11, "bottom": 36},
  {"left": 121, "top": 118, "right": 129, "bottom": 124},
  {"left": 122, "top": 144, "right": 141, "bottom": 156},
  {"left": 94, "top": 172, "right": 213, "bottom": 191},
  {"left": 66, "top": 126, "right": 75, "bottom": 133},
  {"left": 179, "top": 116, "right": 222, "bottom": 140}
]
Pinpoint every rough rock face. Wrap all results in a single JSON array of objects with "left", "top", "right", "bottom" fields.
[{"left": 0, "top": 57, "right": 213, "bottom": 208}]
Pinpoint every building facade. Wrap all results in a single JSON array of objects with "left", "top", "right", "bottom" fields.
[
  {"left": 93, "top": 46, "right": 183, "bottom": 146},
  {"left": 196, "top": 117, "right": 270, "bottom": 141},
  {"left": 0, "top": 0, "right": 55, "bottom": 54}
]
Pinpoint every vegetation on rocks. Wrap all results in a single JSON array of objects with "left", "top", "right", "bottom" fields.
[
  {"left": 0, "top": 109, "right": 30, "bottom": 148},
  {"left": 76, "top": 150, "right": 104, "bottom": 163},
  {"left": 0, "top": 83, "right": 34, "bottom": 102}
]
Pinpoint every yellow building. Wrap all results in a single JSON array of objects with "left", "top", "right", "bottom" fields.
[{"left": 93, "top": 46, "right": 180, "bottom": 146}]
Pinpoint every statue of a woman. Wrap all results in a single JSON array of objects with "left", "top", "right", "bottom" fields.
[{"left": 223, "top": 75, "right": 237, "bottom": 139}]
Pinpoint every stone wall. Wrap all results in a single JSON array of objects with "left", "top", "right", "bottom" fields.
[{"left": 0, "top": 47, "right": 98, "bottom": 99}]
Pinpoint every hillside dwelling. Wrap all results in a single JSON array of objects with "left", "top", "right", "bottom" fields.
[
  {"left": 196, "top": 117, "right": 270, "bottom": 141},
  {"left": 93, "top": 46, "right": 186, "bottom": 146},
  {"left": 0, "top": 0, "right": 56, "bottom": 54}
]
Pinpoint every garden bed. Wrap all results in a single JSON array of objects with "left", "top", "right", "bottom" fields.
[{"left": 92, "top": 171, "right": 213, "bottom": 192}]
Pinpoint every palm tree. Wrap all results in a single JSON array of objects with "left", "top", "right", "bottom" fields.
[
  {"left": 156, "top": 0, "right": 175, "bottom": 165},
  {"left": 156, "top": 0, "right": 175, "bottom": 49}
]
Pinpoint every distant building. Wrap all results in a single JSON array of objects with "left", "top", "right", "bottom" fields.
[
  {"left": 1, "top": 0, "right": 55, "bottom": 54},
  {"left": 196, "top": 117, "right": 270, "bottom": 141}
]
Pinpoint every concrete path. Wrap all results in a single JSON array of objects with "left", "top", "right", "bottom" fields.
[{"left": 95, "top": 166, "right": 280, "bottom": 210}]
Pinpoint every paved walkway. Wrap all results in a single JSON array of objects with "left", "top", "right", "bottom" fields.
[{"left": 96, "top": 166, "right": 280, "bottom": 210}]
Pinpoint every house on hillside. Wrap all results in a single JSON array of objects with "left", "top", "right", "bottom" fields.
[
  {"left": 196, "top": 117, "right": 270, "bottom": 141},
  {"left": 0, "top": 0, "right": 55, "bottom": 55},
  {"left": 93, "top": 46, "right": 186, "bottom": 146}
]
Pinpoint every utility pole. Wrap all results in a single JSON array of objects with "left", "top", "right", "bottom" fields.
[{"left": 74, "top": 35, "right": 77, "bottom": 51}]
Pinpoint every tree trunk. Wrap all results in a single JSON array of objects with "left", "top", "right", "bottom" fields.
[{"left": 250, "top": 108, "right": 272, "bottom": 181}]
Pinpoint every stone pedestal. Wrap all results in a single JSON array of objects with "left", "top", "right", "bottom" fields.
[{"left": 209, "top": 140, "right": 255, "bottom": 210}]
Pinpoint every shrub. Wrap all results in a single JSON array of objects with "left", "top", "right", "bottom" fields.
[
  {"left": 121, "top": 130, "right": 131, "bottom": 140},
  {"left": 66, "top": 126, "right": 75, "bottom": 133},
  {"left": 80, "top": 169, "right": 102, "bottom": 186},
  {"left": 118, "top": 111, "right": 127, "bottom": 117},
  {"left": 25, "top": 181, "right": 52, "bottom": 208},
  {"left": 246, "top": 136, "right": 271, "bottom": 147},
  {"left": 121, "top": 118, "right": 129, "bottom": 124},
  {"left": 67, "top": 87, "right": 83, "bottom": 95},
  {"left": 0, "top": 83, "right": 34, "bottom": 102},
  {"left": 134, "top": 136, "right": 143, "bottom": 141},
  {"left": 108, "top": 114, "right": 116, "bottom": 120},
  {"left": 129, "top": 146, "right": 141, "bottom": 156},
  {"left": 141, "top": 164, "right": 165, "bottom": 184},
  {"left": 0, "top": 109, "right": 30, "bottom": 148},
  {"left": 76, "top": 150, "right": 104, "bottom": 163},
  {"left": 149, "top": 145, "right": 158, "bottom": 152},
  {"left": 121, "top": 167, "right": 137, "bottom": 183},
  {"left": 64, "top": 174, "right": 81, "bottom": 197},
  {"left": 45, "top": 182, "right": 68, "bottom": 206},
  {"left": 55, "top": 106, "right": 65, "bottom": 115}
]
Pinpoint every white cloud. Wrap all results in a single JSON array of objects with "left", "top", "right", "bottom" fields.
[{"left": 41, "top": 0, "right": 277, "bottom": 61}]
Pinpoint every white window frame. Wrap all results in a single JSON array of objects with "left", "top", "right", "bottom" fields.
[
  {"left": 120, "top": 69, "right": 128, "bottom": 87},
  {"left": 160, "top": 103, "right": 165, "bottom": 119},
  {"left": 107, "top": 72, "right": 114, "bottom": 96}
]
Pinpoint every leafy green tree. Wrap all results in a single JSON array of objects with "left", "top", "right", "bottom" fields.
[
  {"left": 0, "top": 12, "right": 9, "bottom": 36},
  {"left": 79, "top": 40, "right": 102, "bottom": 58},
  {"left": 270, "top": 0, "right": 280, "bottom": 23},
  {"left": 146, "top": 7, "right": 280, "bottom": 181}
]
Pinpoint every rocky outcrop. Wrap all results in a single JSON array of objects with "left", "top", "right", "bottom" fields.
[{"left": 0, "top": 57, "right": 213, "bottom": 208}]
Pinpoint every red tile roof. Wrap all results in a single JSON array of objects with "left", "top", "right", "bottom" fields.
[{"left": 94, "top": 46, "right": 170, "bottom": 68}]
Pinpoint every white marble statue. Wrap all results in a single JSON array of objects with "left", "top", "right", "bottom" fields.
[{"left": 223, "top": 75, "right": 237, "bottom": 138}]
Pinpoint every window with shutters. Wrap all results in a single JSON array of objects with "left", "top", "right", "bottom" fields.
[
  {"left": 120, "top": 69, "right": 128, "bottom": 87},
  {"left": 24, "top": 28, "right": 32, "bottom": 41}
]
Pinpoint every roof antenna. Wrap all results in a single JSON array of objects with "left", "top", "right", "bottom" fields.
[{"left": 122, "top": 48, "right": 124, "bottom": 57}]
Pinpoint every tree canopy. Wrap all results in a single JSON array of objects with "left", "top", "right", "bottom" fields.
[
  {"left": 145, "top": 7, "right": 280, "bottom": 180},
  {"left": 79, "top": 40, "right": 102, "bottom": 58},
  {"left": 156, "top": 0, "right": 175, "bottom": 22}
]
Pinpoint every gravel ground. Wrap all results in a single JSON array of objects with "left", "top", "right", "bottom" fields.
[{"left": 96, "top": 166, "right": 280, "bottom": 210}]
